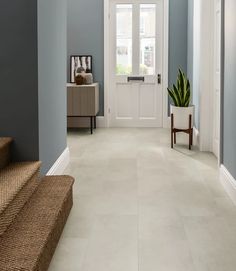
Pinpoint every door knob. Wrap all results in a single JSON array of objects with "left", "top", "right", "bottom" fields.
[{"left": 158, "top": 74, "right": 161, "bottom": 84}]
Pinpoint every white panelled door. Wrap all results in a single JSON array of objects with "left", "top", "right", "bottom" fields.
[
  {"left": 213, "top": 0, "right": 221, "bottom": 159},
  {"left": 109, "top": 0, "right": 163, "bottom": 127}
]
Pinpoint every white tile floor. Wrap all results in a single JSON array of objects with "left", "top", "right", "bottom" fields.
[{"left": 48, "top": 128, "right": 236, "bottom": 271}]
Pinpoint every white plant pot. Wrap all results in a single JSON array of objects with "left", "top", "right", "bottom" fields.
[{"left": 171, "top": 105, "right": 195, "bottom": 130}]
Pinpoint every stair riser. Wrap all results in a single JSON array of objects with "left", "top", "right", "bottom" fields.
[
  {"left": 0, "top": 144, "right": 11, "bottom": 170},
  {"left": 35, "top": 189, "right": 73, "bottom": 271},
  {"left": 0, "top": 177, "right": 74, "bottom": 271},
  {"left": 0, "top": 171, "right": 39, "bottom": 236}
]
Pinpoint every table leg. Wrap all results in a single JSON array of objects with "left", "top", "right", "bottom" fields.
[
  {"left": 90, "top": 117, "right": 93, "bottom": 134},
  {"left": 94, "top": 116, "right": 97, "bottom": 129}
]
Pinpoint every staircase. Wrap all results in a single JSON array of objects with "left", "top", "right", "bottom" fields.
[{"left": 0, "top": 137, "right": 74, "bottom": 271}]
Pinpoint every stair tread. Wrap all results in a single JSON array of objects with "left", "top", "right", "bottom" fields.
[
  {"left": 0, "top": 138, "right": 12, "bottom": 150},
  {"left": 0, "top": 161, "right": 41, "bottom": 214},
  {"left": 0, "top": 175, "right": 74, "bottom": 271}
]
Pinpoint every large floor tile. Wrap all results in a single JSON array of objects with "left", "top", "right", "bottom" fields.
[
  {"left": 82, "top": 215, "right": 138, "bottom": 271},
  {"left": 183, "top": 216, "right": 236, "bottom": 271},
  {"left": 139, "top": 214, "right": 195, "bottom": 271},
  {"left": 48, "top": 128, "right": 236, "bottom": 271},
  {"left": 49, "top": 238, "right": 88, "bottom": 271}
]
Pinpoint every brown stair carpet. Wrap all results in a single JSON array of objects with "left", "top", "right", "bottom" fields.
[
  {"left": 0, "top": 161, "right": 41, "bottom": 236},
  {"left": 0, "top": 175, "right": 74, "bottom": 271},
  {"left": 0, "top": 137, "right": 12, "bottom": 170}
]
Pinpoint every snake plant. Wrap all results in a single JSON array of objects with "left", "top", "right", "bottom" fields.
[{"left": 167, "top": 69, "right": 191, "bottom": 107}]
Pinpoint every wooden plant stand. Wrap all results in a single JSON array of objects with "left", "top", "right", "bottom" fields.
[{"left": 171, "top": 114, "right": 193, "bottom": 150}]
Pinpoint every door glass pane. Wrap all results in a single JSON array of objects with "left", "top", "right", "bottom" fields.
[
  {"left": 140, "top": 4, "right": 156, "bottom": 75},
  {"left": 116, "top": 4, "right": 132, "bottom": 75}
]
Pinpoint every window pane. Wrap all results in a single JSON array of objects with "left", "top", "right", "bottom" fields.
[
  {"left": 116, "top": 4, "right": 132, "bottom": 75},
  {"left": 140, "top": 4, "right": 156, "bottom": 75}
]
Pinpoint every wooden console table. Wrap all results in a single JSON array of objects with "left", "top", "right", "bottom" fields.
[{"left": 67, "top": 83, "right": 99, "bottom": 134}]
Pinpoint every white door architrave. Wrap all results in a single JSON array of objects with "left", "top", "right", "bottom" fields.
[{"left": 104, "top": 0, "right": 169, "bottom": 128}]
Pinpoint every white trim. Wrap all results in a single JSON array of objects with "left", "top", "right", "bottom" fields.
[
  {"left": 162, "top": 0, "right": 169, "bottom": 128},
  {"left": 220, "top": 165, "right": 236, "bottom": 205},
  {"left": 104, "top": 0, "right": 169, "bottom": 128},
  {"left": 47, "top": 147, "right": 70, "bottom": 176},
  {"left": 193, "top": 0, "right": 222, "bottom": 156},
  {"left": 198, "top": 0, "right": 214, "bottom": 152},
  {"left": 166, "top": 116, "right": 171, "bottom": 129},
  {"left": 104, "top": 0, "right": 110, "bottom": 128},
  {"left": 212, "top": 0, "right": 222, "bottom": 164},
  {"left": 97, "top": 116, "right": 106, "bottom": 128},
  {"left": 193, "top": 127, "right": 199, "bottom": 147}
]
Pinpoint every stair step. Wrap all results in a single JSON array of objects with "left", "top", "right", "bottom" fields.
[
  {"left": 0, "top": 137, "right": 13, "bottom": 170},
  {"left": 0, "top": 161, "right": 41, "bottom": 236},
  {"left": 0, "top": 175, "right": 74, "bottom": 271}
]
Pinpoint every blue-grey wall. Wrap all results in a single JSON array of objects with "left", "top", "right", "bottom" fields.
[
  {"left": 38, "top": 0, "right": 67, "bottom": 174},
  {"left": 0, "top": 0, "right": 39, "bottom": 161},
  {"left": 67, "top": 0, "right": 188, "bottom": 116},
  {"left": 187, "top": 0, "right": 194, "bottom": 87},
  {"left": 67, "top": 0, "right": 104, "bottom": 115},
  {"left": 169, "top": 0, "right": 188, "bottom": 87},
  {"left": 187, "top": 0, "right": 199, "bottom": 128},
  {"left": 223, "top": 0, "right": 236, "bottom": 179},
  {"left": 0, "top": 0, "right": 68, "bottom": 175}
]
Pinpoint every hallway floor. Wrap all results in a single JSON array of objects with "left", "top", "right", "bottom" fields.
[{"left": 48, "top": 128, "right": 236, "bottom": 271}]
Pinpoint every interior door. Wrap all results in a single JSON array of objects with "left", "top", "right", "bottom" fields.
[
  {"left": 109, "top": 0, "right": 163, "bottom": 127},
  {"left": 213, "top": 0, "right": 221, "bottom": 158}
]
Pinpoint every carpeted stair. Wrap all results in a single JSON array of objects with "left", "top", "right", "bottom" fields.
[
  {"left": 0, "top": 137, "right": 12, "bottom": 170},
  {"left": 0, "top": 161, "right": 41, "bottom": 236},
  {"left": 0, "top": 137, "right": 74, "bottom": 271}
]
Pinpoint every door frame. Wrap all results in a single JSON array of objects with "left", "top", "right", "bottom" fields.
[
  {"left": 193, "top": 0, "right": 222, "bottom": 162},
  {"left": 212, "top": 0, "right": 222, "bottom": 163},
  {"left": 104, "top": 0, "right": 169, "bottom": 128}
]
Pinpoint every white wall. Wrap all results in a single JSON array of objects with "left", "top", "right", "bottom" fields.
[{"left": 193, "top": 0, "right": 214, "bottom": 151}]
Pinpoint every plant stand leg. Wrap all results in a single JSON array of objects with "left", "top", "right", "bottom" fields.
[
  {"left": 171, "top": 114, "right": 174, "bottom": 149},
  {"left": 189, "top": 115, "right": 192, "bottom": 150},
  {"left": 171, "top": 131, "right": 174, "bottom": 149},
  {"left": 191, "top": 128, "right": 193, "bottom": 146}
]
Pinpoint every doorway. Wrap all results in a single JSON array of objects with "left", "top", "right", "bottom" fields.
[{"left": 107, "top": 0, "right": 165, "bottom": 127}]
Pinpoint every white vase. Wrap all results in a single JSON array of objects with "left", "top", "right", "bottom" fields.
[{"left": 171, "top": 105, "right": 195, "bottom": 130}]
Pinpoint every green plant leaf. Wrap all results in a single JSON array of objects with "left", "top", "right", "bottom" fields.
[
  {"left": 184, "top": 89, "right": 191, "bottom": 107},
  {"left": 178, "top": 69, "right": 185, "bottom": 100},
  {"left": 173, "top": 85, "right": 182, "bottom": 106},
  {"left": 167, "top": 68, "right": 192, "bottom": 108},
  {"left": 167, "top": 88, "right": 179, "bottom": 106}
]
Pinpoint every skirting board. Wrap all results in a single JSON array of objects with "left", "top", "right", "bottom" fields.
[
  {"left": 193, "top": 127, "right": 199, "bottom": 147},
  {"left": 97, "top": 116, "right": 106, "bottom": 128},
  {"left": 220, "top": 165, "right": 236, "bottom": 205},
  {"left": 47, "top": 147, "right": 70, "bottom": 176}
]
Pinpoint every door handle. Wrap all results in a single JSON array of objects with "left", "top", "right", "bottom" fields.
[
  {"left": 157, "top": 74, "right": 161, "bottom": 84},
  {"left": 127, "top": 76, "right": 145, "bottom": 82}
]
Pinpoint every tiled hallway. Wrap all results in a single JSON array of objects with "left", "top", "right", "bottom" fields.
[{"left": 49, "top": 128, "right": 236, "bottom": 271}]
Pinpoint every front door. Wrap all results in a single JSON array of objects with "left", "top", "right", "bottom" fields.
[{"left": 109, "top": 0, "right": 163, "bottom": 127}]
